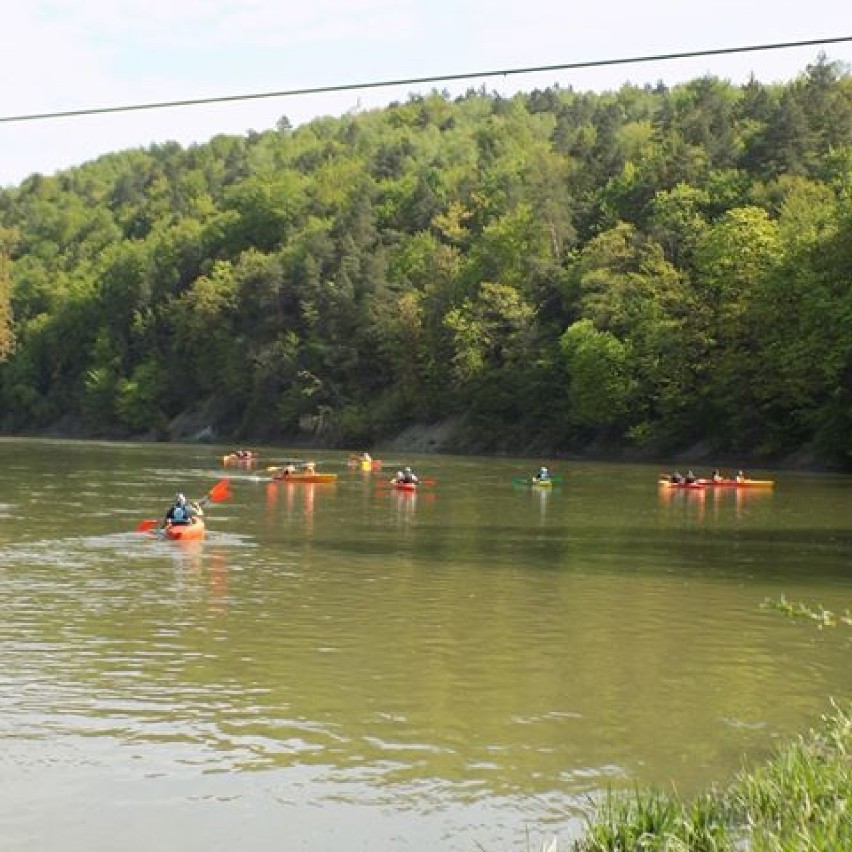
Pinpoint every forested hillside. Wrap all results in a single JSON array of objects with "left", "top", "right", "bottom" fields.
[{"left": 1, "top": 56, "right": 851, "bottom": 465}]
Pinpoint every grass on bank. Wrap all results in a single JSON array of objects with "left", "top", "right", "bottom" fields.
[{"left": 570, "top": 701, "right": 851, "bottom": 851}]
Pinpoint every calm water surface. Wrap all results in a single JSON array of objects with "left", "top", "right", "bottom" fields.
[{"left": 0, "top": 439, "right": 850, "bottom": 851}]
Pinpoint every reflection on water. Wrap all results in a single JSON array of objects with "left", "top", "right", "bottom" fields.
[
  {"left": 0, "top": 440, "right": 850, "bottom": 852},
  {"left": 510, "top": 479, "right": 566, "bottom": 527},
  {"left": 658, "top": 483, "right": 775, "bottom": 523}
]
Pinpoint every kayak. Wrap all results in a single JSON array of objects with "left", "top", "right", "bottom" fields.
[
  {"left": 659, "top": 479, "right": 705, "bottom": 490},
  {"left": 512, "top": 476, "right": 562, "bottom": 487},
  {"left": 526, "top": 478, "right": 553, "bottom": 488},
  {"left": 223, "top": 452, "right": 258, "bottom": 466},
  {"left": 392, "top": 480, "right": 418, "bottom": 492},
  {"left": 696, "top": 478, "right": 775, "bottom": 488},
  {"left": 272, "top": 471, "right": 338, "bottom": 484},
  {"left": 348, "top": 457, "right": 383, "bottom": 472},
  {"left": 155, "top": 518, "right": 206, "bottom": 540}
]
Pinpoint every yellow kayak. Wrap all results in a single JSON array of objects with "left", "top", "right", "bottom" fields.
[{"left": 271, "top": 471, "right": 338, "bottom": 484}]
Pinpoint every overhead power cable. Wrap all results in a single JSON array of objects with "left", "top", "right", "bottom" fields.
[{"left": 1, "top": 35, "right": 850, "bottom": 125}]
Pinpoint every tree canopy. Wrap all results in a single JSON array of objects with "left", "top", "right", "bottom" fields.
[{"left": 2, "top": 56, "right": 852, "bottom": 466}]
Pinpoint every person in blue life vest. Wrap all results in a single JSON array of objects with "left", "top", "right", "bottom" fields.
[
  {"left": 534, "top": 466, "right": 550, "bottom": 482},
  {"left": 164, "top": 492, "right": 202, "bottom": 527}
]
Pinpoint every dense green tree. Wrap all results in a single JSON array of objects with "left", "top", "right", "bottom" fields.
[
  {"left": 0, "top": 230, "right": 17, "bottom": 362},
  {"left": 444, "top": 282, "right": 536, "bottom": 382},
  {"left": 0, "top": 63, "right": 850, "bottom": 464},
  {"left": 692, "top": 206, "right": 784, "bottom": 449},
  {"left": 560, "top": 319, "right": 634, "bottom": 429}
]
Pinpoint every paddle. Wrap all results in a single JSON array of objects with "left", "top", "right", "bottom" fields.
[
  {"left": 199, "top": 477, "right": 232, "bottom": 506},
  {"left": 135, "top": 478, "right": 232, "bottom": 532},
  {"left": 512, "top": 475, "right": 563, "bottom": 485}
]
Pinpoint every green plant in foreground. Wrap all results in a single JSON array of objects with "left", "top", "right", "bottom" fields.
[
  {"left": 572, "top": 788, "right": 731, "bottom": 851},
  {"left": 727, "top": 702, "right": 852, "bottom": 851},
  {"left": 570, "top": 702, "right": 851, "bottom": 851}
]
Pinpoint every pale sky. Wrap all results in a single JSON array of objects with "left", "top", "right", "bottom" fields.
[{"left": 1, "top": 0, "right": 850, "bottom": 187}]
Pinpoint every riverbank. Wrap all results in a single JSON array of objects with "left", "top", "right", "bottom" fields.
[
  {"left": 8, "top": 411, "right": 845, "bottom": 472},
  {"left": 223, "top": 417, "right": 842, "bottom": 472},
  {"left": 570, "top": 701, "right": 851, "bottom": 850}
]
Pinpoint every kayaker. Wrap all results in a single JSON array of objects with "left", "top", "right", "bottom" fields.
[
  {"left": 163, "top": 493, "right": 202, "bottom": 527},
  {"left": 534, "top": 466, "right": 550, "bottom": 482},
  {"left": 670, "top": 471, "right": 684, "bottom": 483},
  {"left": 685, "top": 470, "right": 697, "bottom": 484},
  {"left": 394, "top": 467, "right": 419, "bottom": 485},
  {"left": 712, "top": 469, "right": 723, "bottom": 482},
  {"left": 736, "top": 469, "right": 746, "bottom": 483}
]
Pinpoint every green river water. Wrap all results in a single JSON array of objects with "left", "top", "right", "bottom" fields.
[{"left": 0, "top": 438, "right": 849, "bottom": 851}]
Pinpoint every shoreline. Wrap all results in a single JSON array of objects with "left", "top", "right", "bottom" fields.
[{"left": 1, "top": 420, "right": 841, "bottom": 474}]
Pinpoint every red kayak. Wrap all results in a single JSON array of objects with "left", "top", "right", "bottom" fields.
[{"left": 392, "top": 481, "right": 418, "bottom": 492}]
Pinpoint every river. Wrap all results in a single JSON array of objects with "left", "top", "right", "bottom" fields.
[{"left": 0, "top": 438, "right": 849, "bottom": 851}]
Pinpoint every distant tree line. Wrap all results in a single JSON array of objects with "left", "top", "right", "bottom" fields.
[{"left": 1, "top": 55, "right": 851, "bottom": 465}]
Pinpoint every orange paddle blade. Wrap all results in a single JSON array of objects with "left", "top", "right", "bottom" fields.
[
  {"left": 207, "top": 478, "right": 232, "bottom": 503},
  {"left": 136, "top": 519, "right": 159, "bottom": 533}
]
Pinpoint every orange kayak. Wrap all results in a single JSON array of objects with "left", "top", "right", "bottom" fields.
[
  {"left": 658, "top": 479, "right": 704, "bottom": 490},
  {"left": 154, "top": 518, "right": 206, "bottom": 540},
  {"left": 696, "top": 478, "right": 775, "bottom": 488}
]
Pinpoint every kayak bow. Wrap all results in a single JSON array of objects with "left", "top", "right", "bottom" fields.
[{"left": 153, "top": 518, "right": 206, "bottom": 540}]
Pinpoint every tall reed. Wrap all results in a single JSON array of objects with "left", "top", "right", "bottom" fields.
[{"left": 569, "top": 702, "right": 851, "bottom": 851}]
